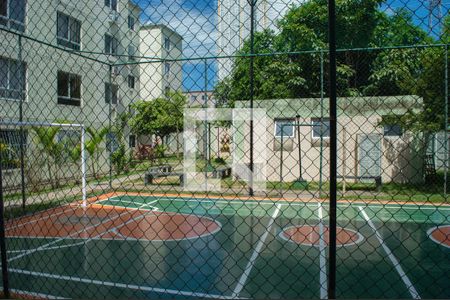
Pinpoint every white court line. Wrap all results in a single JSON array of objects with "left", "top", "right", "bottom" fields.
[
  {"left": 8, "top": 240, "right": 87, "bottom": 253},
  {"left": 7, "top": 200, "right": 158, "bottom": 259},
  {"left": 317, "top": 203, "right": 327, "bottom": 299},
  {"left": 6, "top": 205, "right": 77, "bottom": 231},
  {"left": 98, "top": 198, "right": 159, "bottom": 211},
  {"left": 10, "top": 288, "right": 69, "bottom": 299},
  {"left": 153, "top": 197, "right": 450, "bottom": 211},
  {"left": 231, "top": 204, "right": 282, "bottom": 299},
  {"left": 353, "top": 204, "right": 450, "bottom": 211},
  {"left": 6, "top": 204, "right": 146, "bottom": 263},
  {"left": 426, "top": 225, "right": 450, "bottom": 249},
  {"left": 8, "top": 268, "right": 246, "bottom": 299},
  {"left": 358, "top": 207, "right": 421, "bottom": 299}
]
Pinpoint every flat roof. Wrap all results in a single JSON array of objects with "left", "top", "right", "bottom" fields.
[{"left": 139, "top": 24, "right": 183, "bottom": 39}]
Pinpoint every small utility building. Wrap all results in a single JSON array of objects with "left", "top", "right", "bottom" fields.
[{"left": 234, "top": 96, "right": 424, "bottom": 184}]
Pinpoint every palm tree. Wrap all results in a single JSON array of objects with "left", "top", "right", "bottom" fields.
[
  {"left": 85, "top": 127, "right": 109, "bottom": 178},
  {"left": 32, "top": 126, "right": 63, "bottom": 188}
]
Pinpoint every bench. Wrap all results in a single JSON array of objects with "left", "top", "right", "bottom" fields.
[
  {"left": 337, "top": 175, "right": 382, "bottom": 191},
  {"left": 211, "top": 166, "right": 232, "bottom": 179},
  {"left": 144, "top": 171, "right": 184, "bottom": 186},
  {"left": 147, "top": 165, "right": 172, "bottom": 173}
]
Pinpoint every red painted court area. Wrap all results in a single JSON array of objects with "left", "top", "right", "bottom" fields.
[
  {"left": 279, "top": 225, "right": 364, "bottom": 246},
  {"left": 5, "top": 204, "right": 221, "bottom": 242},
  {"left": 428, "top": 225, "right": 450, "bottom": 248}
]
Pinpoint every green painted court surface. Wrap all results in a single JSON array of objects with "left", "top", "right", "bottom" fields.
[{"left": 3, "top": 195, "right": 450, "bottom": 299}]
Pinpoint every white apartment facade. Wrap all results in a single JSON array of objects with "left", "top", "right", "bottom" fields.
[
  {"left": 0, "top": 0, "right": 141, "bottom": 124},
  {"left": 217, "top": 0, "right": 303, "bottom": 80},
  {"left": 139, "top": 24, "right": 183, "bottom": 101},
  {"left": 0, "top": 0, "right": 182, "bottom": 188}
]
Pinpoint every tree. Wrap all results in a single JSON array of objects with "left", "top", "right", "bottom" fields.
[
  {"left": 32, "top": 126, "right": 64, "bottom": 188},
  {"left": 130, "top": 92, "right": 187, "bottom": 156},
  {"left": 0, "top": 142, "right": 19, "bottom": 170},
  {"left": 374, "top": 14, "right": 449, "bottom": 134},
  {"left": 86, "top": 127, "right": 109, "bottom": 178},
  {"left": 215, "top": 0, "right": 432, "bottom": 104}
]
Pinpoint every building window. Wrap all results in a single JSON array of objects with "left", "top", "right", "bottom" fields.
[
  {"left": 104, "top": 34, "right": 118, "bottom": 55},
  {"left": 57, "top": 71, "right": 81, "bottom": 106},
  {"left": 57, "top": 12, "right": 81, "bottom": 50},
  {"left": 128, "top": 45, "right": 135, "bottom": 61},
  {"left": 105, "top": 82, "right": 118, "bottom": 104},
  {"left": 0, "top": 0, "right": 26, "bottom": 32},
  {"left": 164, "top": 37, "right": 171, "bottom": 50},
  {"left": 384, "top": 124, "right": 403, "bottom": 137},
  {"left": 127, "top": 75, "right": 135, "bottom": 89},
  {"left": 127, "top": 14, "right": 135, "bottom": 30},
  {"left": 164, "top": 62, "right": 170, "bottom": 76},
  {"left": 0, "top": 57, "right": 26, "bottom": 100},
  {"left": 0, "top": 129, "right": 27, "bottom": 170},
  {"left": 190, "top": 95, "right": 197, "bottom": 103},
  {"left": 274, "top": 119, "right": 295, "bottom": 138},
  {"left": 312, "top": 118, "right": 330, "bottom": 139},
  {"left": 128, "top": 135, "right": 136, "bottom": 148},
  {"left": 104, "top": 0, "right": 117, "bottom": 11}
]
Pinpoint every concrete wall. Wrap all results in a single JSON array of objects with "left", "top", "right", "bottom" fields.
[{"left": 234, "top": 96, "right": 425, "bottom": 184}]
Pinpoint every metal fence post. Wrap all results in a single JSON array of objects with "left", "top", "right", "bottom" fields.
[
  {"left": 108, "top": 64, "right": 113, "bottom": 189},
  {"left": 18, "top": 35, "right": 26, "bottom": 212},
  {"left": 444, "top": 44, "right": 448, "bottom": 200},
  {"left": 328, "top": 0, "right": 337, "bottom": 298},
  {"left": 247, "top": 0, "right": 257, "bottom": 196},
  {"left": 0, "top": 148, "right": 10, "bottom": 299}
]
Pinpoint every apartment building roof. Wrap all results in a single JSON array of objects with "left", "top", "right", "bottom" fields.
[{"left": 139, "top": 24, "right": 183, "bottom": 39}]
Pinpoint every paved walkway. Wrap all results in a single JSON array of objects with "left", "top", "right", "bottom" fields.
[
  {"left": 5, "top": 173, "right": 143, "bottom": 209},
  {"left": 5, "top": 171, "right": 391, "bottom": 212}
]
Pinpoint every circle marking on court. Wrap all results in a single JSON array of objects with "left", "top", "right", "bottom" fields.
[
  {"left": 279, "top": 225, "right": 364, "bottom": 247},
  {"left": 427, "top": 225, "right": 450, "bottom": 249}
]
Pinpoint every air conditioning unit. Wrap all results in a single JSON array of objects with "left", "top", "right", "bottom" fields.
[{"left": 108, "top": 11, "right": 119, "bottom": 23}]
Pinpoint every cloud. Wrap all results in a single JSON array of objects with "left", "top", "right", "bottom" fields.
[{"left": 139, "top": 0, "right": 218, "bottom": 58}]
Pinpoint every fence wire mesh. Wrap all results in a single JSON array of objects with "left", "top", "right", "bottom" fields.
[{"left": 0, "top": 0, "right": 449, "bottom": 299}]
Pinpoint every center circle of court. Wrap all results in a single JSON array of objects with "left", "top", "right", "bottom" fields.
[
  {"left": 280, "top": 225, "right": 363, "bottom": 247},
  {"left": 113, "top": 212, "right": 222, "bottom": 241},
  {"left": 427, "top": 225, "right": 450, "bottom": 248},
  {"left": 6, "top": 207, "right": 222, "bottom": 242}
]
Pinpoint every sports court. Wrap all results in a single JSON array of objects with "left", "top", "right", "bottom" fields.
[{"left": 3, "top": 193, "right": 449, "bottom": 299}]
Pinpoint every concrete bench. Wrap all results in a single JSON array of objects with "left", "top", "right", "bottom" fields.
[
  {"left": 337, "top": 175, "right": 382, "bottom": 191},
  {"left": 147, "top": 165, "right": 172, "bottom": 174},
  {"left": 211, "top": 166, "right": 232, "bottom": 179},
  {"left": 145, "top": 169, "right": 183, "bottom": 186}
]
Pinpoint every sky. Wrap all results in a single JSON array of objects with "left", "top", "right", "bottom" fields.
[
  {"left": 136, "top": 0, "right": 218, "bottom": 91},
  {"left": 134, "top": 0, "right": 449, "bottom": 92}
]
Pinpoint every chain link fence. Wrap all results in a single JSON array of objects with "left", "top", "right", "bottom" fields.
[{"left": 0, "top": 0, "right": 449, "bottom": 298}]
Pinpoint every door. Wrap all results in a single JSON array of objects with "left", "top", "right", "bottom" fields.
[{"left": 358, "top": 134, "right": 382, "bottom": 177}]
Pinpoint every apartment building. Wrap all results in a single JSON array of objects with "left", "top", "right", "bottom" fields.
[
  {"left": 0, "top": 0, "right": 141, "bottom": 123},
  {"left": 0, "top": 0, "right": 141, "bottom": 186},
  {"left": 217, "top": 0, "right": 304, "bottom": 80},
  {"left": 139, "top": 24, "right": 183, "bottom": 101}
]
